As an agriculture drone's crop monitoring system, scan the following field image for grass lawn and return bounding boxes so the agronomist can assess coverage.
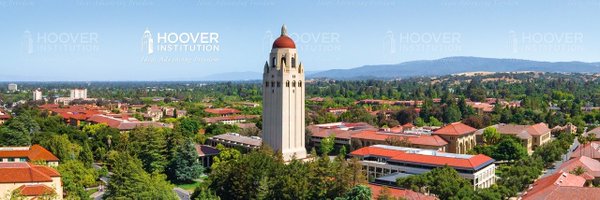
[176,181,203,192]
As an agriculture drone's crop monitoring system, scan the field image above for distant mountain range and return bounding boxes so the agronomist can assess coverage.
[199,57,600,81]
[308,57,600,80]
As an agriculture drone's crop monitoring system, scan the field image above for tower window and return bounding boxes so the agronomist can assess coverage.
[277,81,280,87]
[292,81,296,87]
[299,81,302,87]
[265,81,269,87]
[271,81,274,87]
[272,57,276,68]
[292,57,296,68]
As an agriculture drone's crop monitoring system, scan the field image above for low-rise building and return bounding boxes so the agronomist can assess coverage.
[571,141,600,161]
[0,162,63,199]
[433,122,477,154]
[195,144,220,168]
[368,183,437,200]
[203,115,258,125]
[207,133,262,152]
[87,114,172,132]
[557,156,600,183]
[204,108,240,117]
[308,122,376,147]
[520,171,600,200]
[350,145,496,189]
[0,145,60,166]
[352,129,448,152]
[0,109,10,124]
[476,123,552,152]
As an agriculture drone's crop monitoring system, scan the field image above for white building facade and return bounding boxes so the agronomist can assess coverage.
[262,25,307,161]
[33,89,43,101]
[70,88,87,99]
[7,83,17,92]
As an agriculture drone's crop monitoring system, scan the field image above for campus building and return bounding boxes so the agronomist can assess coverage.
[350,145,496,189]
[432,122,477,154]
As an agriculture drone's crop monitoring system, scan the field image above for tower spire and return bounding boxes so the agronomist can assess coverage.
[281,24,287,36]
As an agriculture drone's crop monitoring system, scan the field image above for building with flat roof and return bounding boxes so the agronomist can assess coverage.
[7,83,17,92]
[0,162,63,199]
[350,145,496,189]
[70,88,87,99]
[207,133,262,152]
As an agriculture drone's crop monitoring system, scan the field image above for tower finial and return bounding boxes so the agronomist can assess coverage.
[281,24,287,36]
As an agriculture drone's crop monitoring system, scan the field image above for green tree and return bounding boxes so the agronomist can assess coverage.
[41,134,82,161]
[125,127,168,173]
[482,127,501,145]
[493,137,528,161]
[339,185,371,200]
[104,152,177,200]
[166,140,204,183]
[58,160,98,199]
[320,134,336,155]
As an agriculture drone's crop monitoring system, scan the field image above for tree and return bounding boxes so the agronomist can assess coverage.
[482,127,501,145]
[570,166,587,176]
[428,116,443,127]
[397,166,472,199]
[414,117,426,127]
[444,104,462,123]
[339,185,371,200]
[104,152,177,200]
[385,136,412,147]
[320,134,336,155]
[58,160,98,199]
[41,134,82,161]
[0,127,30,146]
[493,137,528,161]
[211,144,241,169]
[166,140,204,183]
[125,127,168,173]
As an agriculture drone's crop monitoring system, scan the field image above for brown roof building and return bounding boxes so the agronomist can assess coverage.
[521,171,600,200]
[0,145,59,166]
[433,122,477,154]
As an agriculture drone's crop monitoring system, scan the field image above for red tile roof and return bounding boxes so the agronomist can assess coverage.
[571,141,600,160]
[368,184,437,200]
[521,171,591,200]
[558,156,600,180]
[204,108,240,115]
[350,145,493,170]
[0,162,60,183]
[308,122,376,140]
[203,115,258,124]
[433,122,476,136]
[15,184,56,196]
[0,145,59,162]
[87,114,171,130]
[351,130,448,147]
[526,123,552,136]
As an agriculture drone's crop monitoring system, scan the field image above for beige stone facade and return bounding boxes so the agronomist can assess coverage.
[262,25,307,161]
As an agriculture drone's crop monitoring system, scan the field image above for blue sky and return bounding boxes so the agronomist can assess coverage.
[0,0,599,81]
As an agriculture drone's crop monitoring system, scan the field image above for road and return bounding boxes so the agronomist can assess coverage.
[174,188,191,200]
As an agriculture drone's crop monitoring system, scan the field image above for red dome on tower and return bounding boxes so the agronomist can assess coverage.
[272,24,296,49]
